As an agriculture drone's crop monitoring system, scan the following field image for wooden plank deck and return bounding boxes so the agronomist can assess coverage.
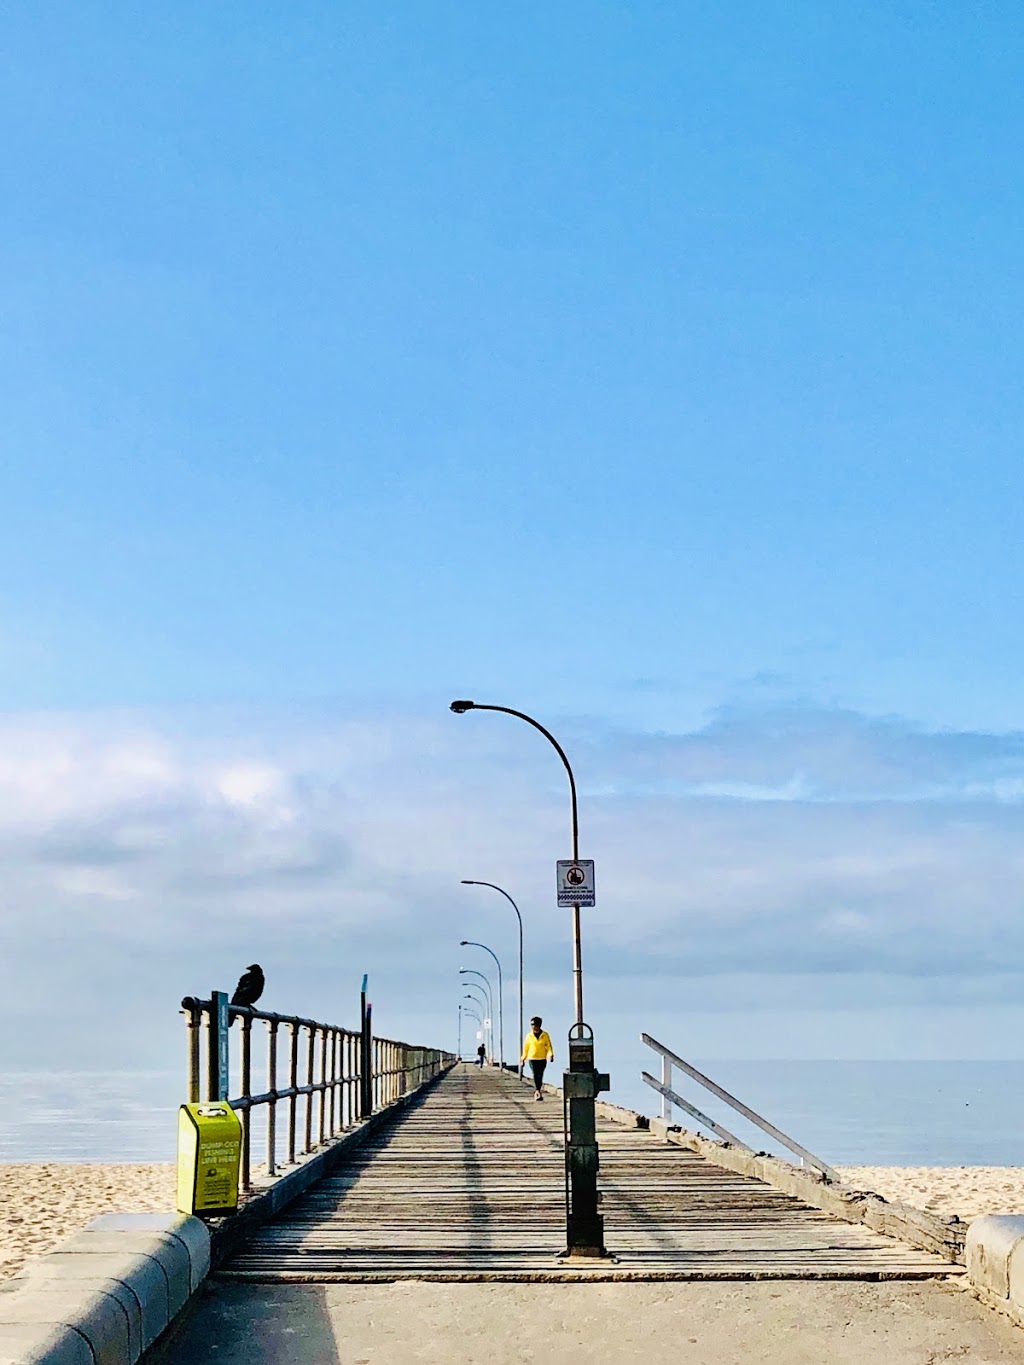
[221,1065,961,1282]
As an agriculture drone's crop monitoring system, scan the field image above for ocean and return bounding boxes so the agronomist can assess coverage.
[1,1061,1021,1166]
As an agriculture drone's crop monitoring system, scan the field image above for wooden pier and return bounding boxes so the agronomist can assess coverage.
[220,1065,959,1282]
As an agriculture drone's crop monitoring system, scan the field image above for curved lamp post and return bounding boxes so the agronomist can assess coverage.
[461,939,504,1071]
[451,700,583,1024]
[462,983,489,1019]
[462,880,524,1078]
[461,1000,484,1058]
[461,984,491,1056]
[459,968,493,1028]
[451,697,607,1259]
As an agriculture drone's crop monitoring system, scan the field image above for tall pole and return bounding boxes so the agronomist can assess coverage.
[450,698,607,1259]
[462,940,504,1071]
[460,972,493,1058]
[462,881,524,1079]
[458,1004,463,1060]
[462,987,491,1059]
[451,702,582,1024]
[459,968,493,1028]
[462,1005,483,1053]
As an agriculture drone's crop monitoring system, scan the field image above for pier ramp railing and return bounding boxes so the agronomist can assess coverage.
[641,1031,837,1181]
[181,990,452,1195]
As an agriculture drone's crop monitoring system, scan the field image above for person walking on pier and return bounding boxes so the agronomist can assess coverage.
[521,1016,554,1101]
[476,1042,486,1067]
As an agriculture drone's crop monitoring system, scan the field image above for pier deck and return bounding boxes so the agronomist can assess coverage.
[220,1065,957,1282]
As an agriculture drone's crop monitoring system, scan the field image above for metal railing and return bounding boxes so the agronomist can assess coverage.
[641,1033,836,1181]
[181,991,453,1194]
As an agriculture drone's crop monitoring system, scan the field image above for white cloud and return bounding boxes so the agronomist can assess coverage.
[2,700,1024,1067]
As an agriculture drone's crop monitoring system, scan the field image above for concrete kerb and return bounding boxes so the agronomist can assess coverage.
[0,1065,455,1364]
[0,1210,208,1365]
[963,1215,1024,1329]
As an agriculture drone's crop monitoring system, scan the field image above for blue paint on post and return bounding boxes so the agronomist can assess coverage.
[214,991,230,1101]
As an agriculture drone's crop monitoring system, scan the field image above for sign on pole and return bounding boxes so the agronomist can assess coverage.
[557,859,595,907]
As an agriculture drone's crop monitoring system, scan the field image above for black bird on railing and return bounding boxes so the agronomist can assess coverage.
[229,963,265,1025]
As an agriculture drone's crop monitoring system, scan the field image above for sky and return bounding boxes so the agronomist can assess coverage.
[3,4,1024,1086]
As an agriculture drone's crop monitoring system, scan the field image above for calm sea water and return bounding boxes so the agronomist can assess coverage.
[1,1062,1022,1165]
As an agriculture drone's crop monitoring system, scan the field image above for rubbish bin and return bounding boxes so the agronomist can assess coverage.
[176,1102,243,1218]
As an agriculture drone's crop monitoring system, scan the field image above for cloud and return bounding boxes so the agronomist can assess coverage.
[580,704,1024,801]
[1,700,1024,1065]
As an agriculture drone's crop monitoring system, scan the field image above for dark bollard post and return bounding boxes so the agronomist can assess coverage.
[359,975,373,1120]
[207,990,230,1102]
[562,1022,610,1258]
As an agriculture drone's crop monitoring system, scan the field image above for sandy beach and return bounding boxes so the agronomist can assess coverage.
[0,1163,175,1280]
[836,1166,1024,1223]
[4,1163,1024,1284]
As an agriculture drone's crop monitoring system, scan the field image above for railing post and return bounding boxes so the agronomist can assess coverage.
[207,990,230,1102]
[288,1021,299,1164]
[304,1024,316,1154]
[182,998,201,1103]
[267,1020,279,1177]
[661,1052,672,1121]
[360,1002,373,1119]
[240,1013,253,1192]
[328,1029,337,1137]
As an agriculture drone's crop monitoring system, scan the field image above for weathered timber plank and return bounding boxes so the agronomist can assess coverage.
[219,1066,959,1282]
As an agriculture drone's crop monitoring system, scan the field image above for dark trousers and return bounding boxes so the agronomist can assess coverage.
[530,1059,547,1090]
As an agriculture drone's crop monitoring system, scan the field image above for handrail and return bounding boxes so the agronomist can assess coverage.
[641,1033,837,1181]
[181,994,453,1195]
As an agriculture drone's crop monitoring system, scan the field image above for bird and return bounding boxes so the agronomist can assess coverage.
[229,963,265,1025]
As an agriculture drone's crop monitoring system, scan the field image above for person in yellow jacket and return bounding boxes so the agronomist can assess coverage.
[521,1016,554,1101]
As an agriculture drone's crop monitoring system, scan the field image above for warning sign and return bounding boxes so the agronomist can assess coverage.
[557,859,595,907]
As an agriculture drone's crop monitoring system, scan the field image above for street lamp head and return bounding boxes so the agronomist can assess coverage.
[450,699,475,714]
[460,939,469,946]
[460,879,475,885]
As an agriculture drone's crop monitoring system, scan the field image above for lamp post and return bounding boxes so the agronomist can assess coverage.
[450,698,608,1259]
[462,880,524,1078]
[462,1003,484,1061]
[459,968,493,1030]
[461,939,504,1071]
[457,1004,463,1060]
[460,973,493,1056]
[461,985,491,1059]
[462,980,489,1013]
[451,701,583,1023]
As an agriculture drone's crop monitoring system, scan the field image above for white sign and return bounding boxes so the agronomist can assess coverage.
[557,859,595,907]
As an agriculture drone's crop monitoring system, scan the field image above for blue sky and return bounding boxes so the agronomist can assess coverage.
[3,5,1024,1078]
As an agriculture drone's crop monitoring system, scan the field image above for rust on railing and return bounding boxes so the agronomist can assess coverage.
[180,994,453,1194]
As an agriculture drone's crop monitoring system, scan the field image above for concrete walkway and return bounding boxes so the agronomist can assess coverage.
[153,1279,1024,1363]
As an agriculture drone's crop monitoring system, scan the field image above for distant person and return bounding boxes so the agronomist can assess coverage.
[476,1043,486,1067]
[521,1016,554,1101]
[229,963,265,1025]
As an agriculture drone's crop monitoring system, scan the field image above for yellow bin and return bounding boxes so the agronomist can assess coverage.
[176,1102,243,1218]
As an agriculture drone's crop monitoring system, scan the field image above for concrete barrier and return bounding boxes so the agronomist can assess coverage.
[965,1215,1024,1327]
[0,1213,210,1365]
